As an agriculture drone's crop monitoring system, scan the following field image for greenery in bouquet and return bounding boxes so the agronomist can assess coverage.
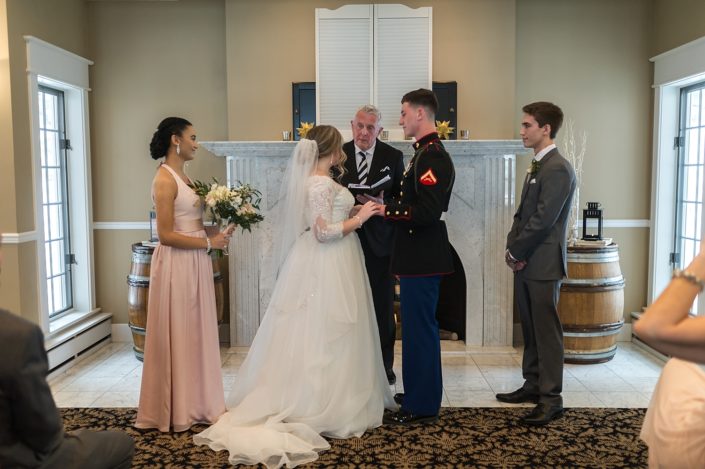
[190,178,264,232]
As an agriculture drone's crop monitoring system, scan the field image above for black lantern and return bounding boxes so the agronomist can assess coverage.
[582,202,603,240]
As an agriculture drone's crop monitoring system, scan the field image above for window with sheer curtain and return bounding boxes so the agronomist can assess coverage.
[315,4,432,139]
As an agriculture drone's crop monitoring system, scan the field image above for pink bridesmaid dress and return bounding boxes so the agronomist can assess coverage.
[135,164,225,432]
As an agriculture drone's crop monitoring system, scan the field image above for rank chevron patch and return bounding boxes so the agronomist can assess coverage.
[419,168,438,186]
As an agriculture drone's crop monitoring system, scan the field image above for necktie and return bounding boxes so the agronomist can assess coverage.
[358,151,368,184]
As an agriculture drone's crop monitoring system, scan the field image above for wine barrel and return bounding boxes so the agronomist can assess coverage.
[127,243,224,361]
[557,243,625,364]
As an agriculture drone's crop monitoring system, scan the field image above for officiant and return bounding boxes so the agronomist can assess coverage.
[337,104,404,385]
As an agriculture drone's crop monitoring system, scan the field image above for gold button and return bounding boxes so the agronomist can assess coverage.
[400,191,404,196]
[386,211,390,215]
[404,211,408,215]
[409,229,413,234]
[395,211,399,215]
[400,181,404,186]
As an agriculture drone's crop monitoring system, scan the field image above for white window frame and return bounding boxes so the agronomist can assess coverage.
[25,36,97,334]
[650,35,705,313]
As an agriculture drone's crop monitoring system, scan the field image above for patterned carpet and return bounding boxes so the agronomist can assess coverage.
[60,407,647,468]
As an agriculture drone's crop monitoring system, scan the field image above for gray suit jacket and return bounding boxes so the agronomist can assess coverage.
[0,309,65,467]
[0,310,134,469]
[506,148,576,281]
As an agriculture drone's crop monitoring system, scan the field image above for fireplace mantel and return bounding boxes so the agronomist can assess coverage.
[201,139,528,351]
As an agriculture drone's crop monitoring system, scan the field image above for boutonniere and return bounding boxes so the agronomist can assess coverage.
[527,159,541,177]
[380,166,390,172]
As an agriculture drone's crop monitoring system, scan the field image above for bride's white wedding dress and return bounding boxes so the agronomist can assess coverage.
[194,175,395,468]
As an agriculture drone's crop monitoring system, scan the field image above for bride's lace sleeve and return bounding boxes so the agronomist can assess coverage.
[308,178,344,243]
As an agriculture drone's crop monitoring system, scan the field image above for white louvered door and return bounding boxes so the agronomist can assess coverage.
[315,4,432,139]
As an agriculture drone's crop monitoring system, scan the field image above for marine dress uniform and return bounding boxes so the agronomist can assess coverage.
[384,131,455,418]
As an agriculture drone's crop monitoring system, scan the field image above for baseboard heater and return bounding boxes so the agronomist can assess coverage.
[45,312,113,373]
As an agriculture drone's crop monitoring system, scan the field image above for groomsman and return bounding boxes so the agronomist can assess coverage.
[499,101,576,425]
[339,105,404,385]
[382,89,455,425]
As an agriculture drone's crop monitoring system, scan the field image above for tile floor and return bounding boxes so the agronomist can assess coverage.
[49,340,664,409]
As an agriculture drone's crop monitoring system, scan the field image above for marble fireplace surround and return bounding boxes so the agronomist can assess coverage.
[200,140,528,351]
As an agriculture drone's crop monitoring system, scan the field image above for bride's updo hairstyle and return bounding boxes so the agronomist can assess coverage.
[304,125,347,178]
[150,117,192,160]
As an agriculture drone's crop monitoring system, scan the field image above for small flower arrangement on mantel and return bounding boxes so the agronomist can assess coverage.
[435,120,454,140]
[297,122,314,139]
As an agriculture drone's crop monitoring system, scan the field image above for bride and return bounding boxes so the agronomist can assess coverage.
[194,125,396,468]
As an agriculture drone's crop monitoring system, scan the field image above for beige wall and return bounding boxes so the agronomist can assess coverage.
[652,0,705,55]
[87,0,227,323]
[0,0,16,235]
[0,0,19,313]
[226,0,516,140]
[0,0,88,321]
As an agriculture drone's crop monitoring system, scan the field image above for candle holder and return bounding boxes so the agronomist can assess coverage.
[582,202,603,240]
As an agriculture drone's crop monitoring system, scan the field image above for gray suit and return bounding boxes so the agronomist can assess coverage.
[0,309,134,469]
[506,148,576,406]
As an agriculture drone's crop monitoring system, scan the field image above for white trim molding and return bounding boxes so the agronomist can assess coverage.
[90,217,649,231]
[25,36,96,334]
[1,231,39,244]
[24,36,93,89]
[93,222,150,230]
[578,219,650,229]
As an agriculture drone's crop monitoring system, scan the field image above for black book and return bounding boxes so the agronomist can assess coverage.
[346,174,391,196]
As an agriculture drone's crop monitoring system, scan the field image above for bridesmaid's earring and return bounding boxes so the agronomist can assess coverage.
[176,143,180,156]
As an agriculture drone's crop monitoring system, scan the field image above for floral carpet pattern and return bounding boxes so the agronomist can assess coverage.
[60,407,647,468]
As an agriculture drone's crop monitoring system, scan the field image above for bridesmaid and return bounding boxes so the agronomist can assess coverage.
[135,117,233,432]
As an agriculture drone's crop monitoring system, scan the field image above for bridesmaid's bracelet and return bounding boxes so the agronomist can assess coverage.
[206,237,212,254]
[353,215,363,229]
[672,269,705,292]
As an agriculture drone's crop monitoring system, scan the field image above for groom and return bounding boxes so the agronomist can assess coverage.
[340,105,404,385]
[382,89,455,425]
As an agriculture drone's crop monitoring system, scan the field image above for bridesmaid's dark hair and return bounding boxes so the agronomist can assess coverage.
[149,117,192,160]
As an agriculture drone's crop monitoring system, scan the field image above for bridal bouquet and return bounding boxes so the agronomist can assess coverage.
[190,179,264,232]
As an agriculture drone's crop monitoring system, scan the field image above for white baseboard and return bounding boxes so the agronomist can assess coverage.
[47,338,112,380]
[45,312,113,372]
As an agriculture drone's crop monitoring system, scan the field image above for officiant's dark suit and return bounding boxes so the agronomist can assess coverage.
[340,134,404,382]
[500,101,576,426]
[0,308,134,468]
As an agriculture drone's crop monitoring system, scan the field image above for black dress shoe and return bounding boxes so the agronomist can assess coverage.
[386,369,396,385]
[521,402,564,426]
[393,393,404,406]
[383,409,438,426]
[495,387,540,404]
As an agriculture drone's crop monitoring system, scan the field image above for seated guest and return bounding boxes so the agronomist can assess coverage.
[0,240,134,468]
[635,242,705,468]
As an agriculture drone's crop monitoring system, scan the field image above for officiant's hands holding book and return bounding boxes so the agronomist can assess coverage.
[356,190,385,205]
